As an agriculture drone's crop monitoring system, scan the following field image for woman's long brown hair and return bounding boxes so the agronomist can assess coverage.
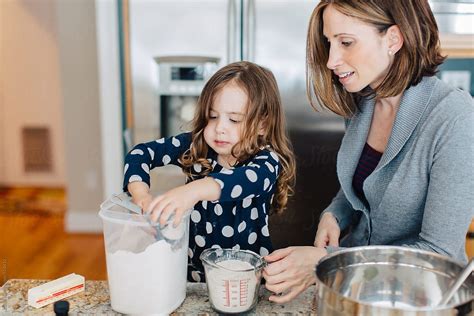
[306,0,446,117]
[181,61,296,214]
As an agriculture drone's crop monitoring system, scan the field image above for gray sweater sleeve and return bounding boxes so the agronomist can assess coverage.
[398,110,474,258]
[321,189,354,230]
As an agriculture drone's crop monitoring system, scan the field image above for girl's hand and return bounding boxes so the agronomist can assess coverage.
[263,246,328,303]
[147,184,199,227]
[314,212,340,248]
[147,177,221,227]
[127,182,153,212]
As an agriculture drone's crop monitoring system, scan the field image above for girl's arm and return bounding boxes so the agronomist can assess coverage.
[208,149,280,202]
[147,177,221,226]
[123,133,191,210]
[123,133,191,192]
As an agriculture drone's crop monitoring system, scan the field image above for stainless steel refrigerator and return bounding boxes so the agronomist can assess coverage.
[126,0,345,249]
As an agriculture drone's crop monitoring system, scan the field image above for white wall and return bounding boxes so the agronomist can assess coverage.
[0,0,65,186]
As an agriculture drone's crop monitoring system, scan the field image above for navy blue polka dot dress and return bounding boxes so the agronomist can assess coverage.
[123,132,279,282]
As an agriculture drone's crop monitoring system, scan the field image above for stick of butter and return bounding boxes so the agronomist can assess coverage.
[28,273,85,308]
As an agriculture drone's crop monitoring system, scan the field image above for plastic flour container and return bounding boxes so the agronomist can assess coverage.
[99,192,190,315]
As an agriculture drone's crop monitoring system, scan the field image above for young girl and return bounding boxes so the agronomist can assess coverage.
[123,61,296,282]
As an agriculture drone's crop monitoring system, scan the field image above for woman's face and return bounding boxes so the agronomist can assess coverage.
[323,5,391,92]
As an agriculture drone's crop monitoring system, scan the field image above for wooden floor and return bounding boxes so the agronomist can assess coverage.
[0,213,106,286]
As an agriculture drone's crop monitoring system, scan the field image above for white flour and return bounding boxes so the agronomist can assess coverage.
[206,259,259,313]
[106,240,187,315]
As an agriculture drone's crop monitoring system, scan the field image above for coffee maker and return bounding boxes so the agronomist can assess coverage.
[154,56,219,138]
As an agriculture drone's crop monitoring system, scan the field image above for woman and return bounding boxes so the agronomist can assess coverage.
[263,0,474,303]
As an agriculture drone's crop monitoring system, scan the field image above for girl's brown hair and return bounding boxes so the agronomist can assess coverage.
[307,0,446,117]
[181,61,296,214]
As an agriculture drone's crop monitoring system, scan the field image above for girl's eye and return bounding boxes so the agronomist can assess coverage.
[209,115,217,119]
[230,119,241,123]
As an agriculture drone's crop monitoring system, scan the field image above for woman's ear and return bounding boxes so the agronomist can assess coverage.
[387,25,404,56]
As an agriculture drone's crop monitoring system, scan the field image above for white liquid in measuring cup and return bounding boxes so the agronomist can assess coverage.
[206,259,259,313]
[106,240,187,314]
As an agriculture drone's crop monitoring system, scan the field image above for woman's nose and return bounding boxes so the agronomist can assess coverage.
[326,45,342,70]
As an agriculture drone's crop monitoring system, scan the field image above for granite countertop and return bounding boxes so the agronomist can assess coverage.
[1,279,318,315]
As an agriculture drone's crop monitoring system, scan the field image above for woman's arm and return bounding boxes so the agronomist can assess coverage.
[399,112,474,259]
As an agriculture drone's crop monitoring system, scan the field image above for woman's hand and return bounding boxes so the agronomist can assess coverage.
[314,212,340,247]
[263,246,328,303]
[148,177,221,227]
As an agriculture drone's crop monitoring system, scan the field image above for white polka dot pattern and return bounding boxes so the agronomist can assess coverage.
[147,147,155,161]
[202,201,208,208]
[162,155,171,165]
[129,175,142,183]
[248,232,257,244]
[188,248,194,258]
[130,149,144,155]
[250,208,258,220]
[222,226,234,237]
[172,137,180,147]
[193,163,202,173]
[123,163,129,174]
[232,244,240,250]
[214,204,223,216]
[195,235,205,247]
[206,222,213,234]
[191,271,201,282]
[156,138,165,144]
[238,221,246,233]
[263,178,270,191]
[141,163,150,174]
[261,225,269,236]
[265,161,275,173]
[191,210,201,223]
[232,206,236,215]
[260,247,269,256]
[230,185,242,198]
[242,198,252,208]
[245,169,258,182]
[211,244,221,249]
[220,168,234,175]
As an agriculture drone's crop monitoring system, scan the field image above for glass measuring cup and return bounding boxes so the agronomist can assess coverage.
[200,248,267,314]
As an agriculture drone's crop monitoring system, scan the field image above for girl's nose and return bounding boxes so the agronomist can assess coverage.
[326,45,343,70]
[215,119,226,134]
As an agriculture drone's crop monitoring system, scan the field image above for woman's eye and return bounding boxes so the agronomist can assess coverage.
[230,119,241,123]
[209,115,217,119]
[341,41,352,47]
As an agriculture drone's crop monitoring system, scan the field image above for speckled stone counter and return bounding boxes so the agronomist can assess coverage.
[1,279,317,315]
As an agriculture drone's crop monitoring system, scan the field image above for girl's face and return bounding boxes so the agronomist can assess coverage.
[204,82,248,168]
[323,5,391,92]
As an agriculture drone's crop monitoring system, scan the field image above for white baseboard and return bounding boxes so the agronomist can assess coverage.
[65,210,103,233]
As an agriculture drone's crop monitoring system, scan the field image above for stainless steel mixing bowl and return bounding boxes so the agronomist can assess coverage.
[315,246,474,315]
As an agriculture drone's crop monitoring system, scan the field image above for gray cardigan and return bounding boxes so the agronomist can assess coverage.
[323,76,474,263]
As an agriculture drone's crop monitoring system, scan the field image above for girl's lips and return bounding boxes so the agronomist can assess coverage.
[215,140,229,146]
